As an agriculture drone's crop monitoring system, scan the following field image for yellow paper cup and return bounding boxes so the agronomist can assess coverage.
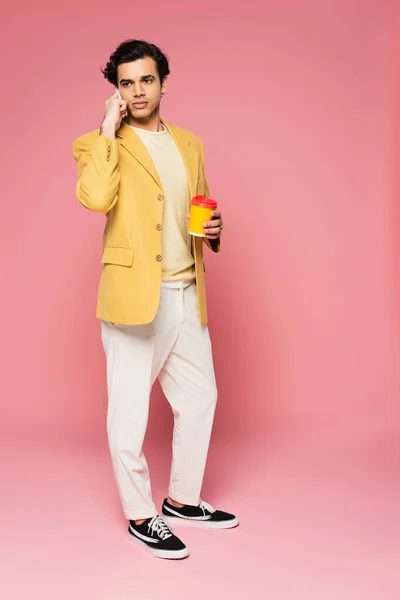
[188,195,218,237]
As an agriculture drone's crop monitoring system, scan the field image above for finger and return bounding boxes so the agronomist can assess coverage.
[203,221,220,229]
[185,213,190,220]
[211,210,221,218]
[203,220,221,229]
[205,227,222,236]
[205,234,220,240]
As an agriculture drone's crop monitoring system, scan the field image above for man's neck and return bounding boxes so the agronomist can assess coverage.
[125,113,163,133]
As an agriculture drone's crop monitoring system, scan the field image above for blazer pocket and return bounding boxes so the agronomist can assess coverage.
[101,246,134,267]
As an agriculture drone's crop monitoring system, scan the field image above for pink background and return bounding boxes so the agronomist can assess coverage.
[1,1,399,599]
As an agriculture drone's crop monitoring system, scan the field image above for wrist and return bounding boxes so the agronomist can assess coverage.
[100,120,116,139]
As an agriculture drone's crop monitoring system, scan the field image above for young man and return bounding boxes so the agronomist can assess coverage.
[72,40,238,560]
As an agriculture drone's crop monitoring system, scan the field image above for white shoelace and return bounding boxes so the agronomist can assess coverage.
[199,500,215,515]
[148,516,172,540]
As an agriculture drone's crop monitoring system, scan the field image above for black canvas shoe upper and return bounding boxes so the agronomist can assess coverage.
[162,499,238,525]
[128,516,187,552]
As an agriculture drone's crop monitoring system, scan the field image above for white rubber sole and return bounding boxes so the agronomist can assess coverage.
[163,515,240,529]
[128,531,189,559]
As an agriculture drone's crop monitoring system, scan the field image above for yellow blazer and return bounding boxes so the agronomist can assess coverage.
[72,120,220,326]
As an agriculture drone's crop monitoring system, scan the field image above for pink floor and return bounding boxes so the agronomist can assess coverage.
[2,438,399,600]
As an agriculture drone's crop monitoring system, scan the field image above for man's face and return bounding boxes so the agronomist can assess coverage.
[117,57,167,122]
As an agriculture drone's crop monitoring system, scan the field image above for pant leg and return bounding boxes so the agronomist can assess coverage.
[158,283,218,506]
[100,287,181,521]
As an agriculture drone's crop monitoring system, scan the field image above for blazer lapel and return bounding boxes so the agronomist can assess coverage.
[116,119,199,198]
[162,121,199,200]
[116,120,162,189]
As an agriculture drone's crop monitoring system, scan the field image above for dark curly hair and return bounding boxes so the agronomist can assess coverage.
[102,39,170,86]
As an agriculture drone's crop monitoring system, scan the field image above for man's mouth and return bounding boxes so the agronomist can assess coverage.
[132,101,148,109]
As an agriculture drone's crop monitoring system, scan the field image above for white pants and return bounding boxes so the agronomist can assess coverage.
[100,282,218,521]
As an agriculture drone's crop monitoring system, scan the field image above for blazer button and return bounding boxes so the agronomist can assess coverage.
[157,194,164,201]
[156,255,162,262]
[156,224,162,231]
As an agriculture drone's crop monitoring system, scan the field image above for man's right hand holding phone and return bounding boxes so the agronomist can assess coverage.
[100,89,127,138]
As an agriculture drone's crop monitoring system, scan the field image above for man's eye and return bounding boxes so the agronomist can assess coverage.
[144,79,152,83]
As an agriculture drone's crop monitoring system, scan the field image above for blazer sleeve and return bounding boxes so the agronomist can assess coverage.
[199,138,221,254]
[72,134,120,213]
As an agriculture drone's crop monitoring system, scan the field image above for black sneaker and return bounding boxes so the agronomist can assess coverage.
[162,499,239,529]
[128,516,189,559]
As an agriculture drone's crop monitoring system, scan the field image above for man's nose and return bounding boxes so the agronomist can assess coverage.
[133,83,145,97]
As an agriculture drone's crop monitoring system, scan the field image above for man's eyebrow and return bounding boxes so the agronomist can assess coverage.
[119,75,156,84]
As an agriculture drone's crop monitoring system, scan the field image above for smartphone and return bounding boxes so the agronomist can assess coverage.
[115,87,121,99]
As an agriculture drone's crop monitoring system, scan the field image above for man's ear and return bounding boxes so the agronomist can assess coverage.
[161,76,168,96]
